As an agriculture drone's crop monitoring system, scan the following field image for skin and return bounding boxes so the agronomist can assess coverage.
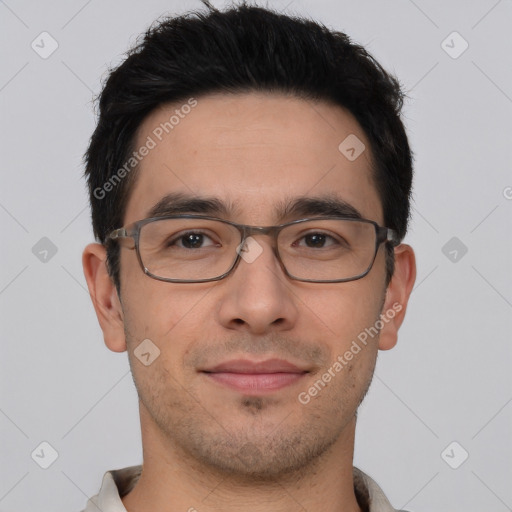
[83,92,416,512]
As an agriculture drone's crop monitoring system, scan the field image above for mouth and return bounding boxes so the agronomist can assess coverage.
[200,358,309,395]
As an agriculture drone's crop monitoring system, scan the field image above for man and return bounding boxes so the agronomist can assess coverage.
[81,2,416,511]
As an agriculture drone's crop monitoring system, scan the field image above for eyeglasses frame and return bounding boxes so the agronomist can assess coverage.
[108,214,401,284]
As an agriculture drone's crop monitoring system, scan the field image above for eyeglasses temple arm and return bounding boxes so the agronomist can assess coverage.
[109,228,129,240]
[386,228,401,246]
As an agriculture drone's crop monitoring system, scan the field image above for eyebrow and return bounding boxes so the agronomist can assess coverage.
[147,192,237,218]
[146,192,363,222]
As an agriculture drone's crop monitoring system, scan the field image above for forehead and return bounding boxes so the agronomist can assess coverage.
[124,92,382,225]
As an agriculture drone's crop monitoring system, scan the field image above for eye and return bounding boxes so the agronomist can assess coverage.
[168,231,219,249]
[294,232,342,249]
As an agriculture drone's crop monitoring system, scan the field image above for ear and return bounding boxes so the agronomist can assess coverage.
[378,243,416,351]
[82,243,127,353]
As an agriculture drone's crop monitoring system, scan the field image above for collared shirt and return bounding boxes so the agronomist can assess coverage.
[81,465,409,512]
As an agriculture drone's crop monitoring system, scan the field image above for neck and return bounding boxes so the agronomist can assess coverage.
[122,403,362,512]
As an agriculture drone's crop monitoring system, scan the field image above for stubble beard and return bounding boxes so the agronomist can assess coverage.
[131,353,377,485]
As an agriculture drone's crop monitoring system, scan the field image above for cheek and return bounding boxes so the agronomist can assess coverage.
[297,281,384,339]
[120,277,215,377]
[119,250,199,336]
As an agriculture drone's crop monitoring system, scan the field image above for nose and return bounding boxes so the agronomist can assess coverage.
[216,236,299,335]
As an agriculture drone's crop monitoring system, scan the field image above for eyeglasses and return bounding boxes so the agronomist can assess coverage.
[108,215,400,283]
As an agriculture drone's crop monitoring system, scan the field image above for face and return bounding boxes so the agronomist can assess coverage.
[87,92,414,481]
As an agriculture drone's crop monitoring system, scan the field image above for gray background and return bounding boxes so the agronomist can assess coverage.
[1,0,511,511]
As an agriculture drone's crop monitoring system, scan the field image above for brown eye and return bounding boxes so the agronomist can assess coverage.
[166,231,218,249]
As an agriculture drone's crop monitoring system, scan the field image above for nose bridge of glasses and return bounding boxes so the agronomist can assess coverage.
[242,224,279,237]
[233,225,284,270]
[239,225,282,252]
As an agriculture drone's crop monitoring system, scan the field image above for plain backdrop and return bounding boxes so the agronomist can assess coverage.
[1,1,511,511]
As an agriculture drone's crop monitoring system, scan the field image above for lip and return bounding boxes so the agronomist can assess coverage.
[205,358,306,374]
[201,358,309,395]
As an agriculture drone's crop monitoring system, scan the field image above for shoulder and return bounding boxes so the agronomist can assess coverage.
[353,466,412,512]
